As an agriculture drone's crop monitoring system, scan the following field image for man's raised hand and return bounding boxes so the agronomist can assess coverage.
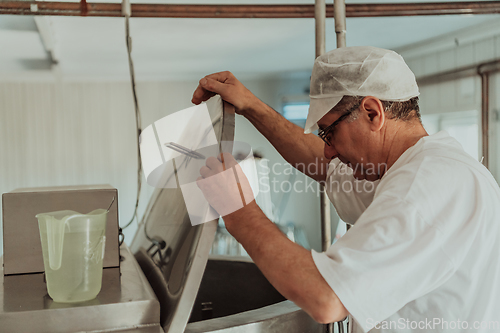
[191,71,259,116]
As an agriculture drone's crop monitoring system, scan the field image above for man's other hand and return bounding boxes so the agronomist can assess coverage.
[196,152,255,217]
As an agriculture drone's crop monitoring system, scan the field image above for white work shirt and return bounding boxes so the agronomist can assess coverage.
[312,131,500,333]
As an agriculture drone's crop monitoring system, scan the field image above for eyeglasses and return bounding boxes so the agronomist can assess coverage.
[318,103,359,146]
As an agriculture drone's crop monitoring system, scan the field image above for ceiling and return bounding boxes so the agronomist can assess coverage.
[0,0,499,81]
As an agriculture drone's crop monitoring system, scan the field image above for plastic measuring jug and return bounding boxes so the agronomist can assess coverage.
[36,209,107,303]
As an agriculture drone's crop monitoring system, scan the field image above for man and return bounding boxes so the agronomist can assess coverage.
[192,46,500,332]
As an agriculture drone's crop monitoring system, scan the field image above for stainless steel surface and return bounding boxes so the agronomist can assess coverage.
[2,1,500,18]
[0,244,161,333]
[133,221,218,333]
[110,327,165,333]
[185,301,322,333]
[185,256,322,332]
[334,0,347,48]
[130,99,235,333]
[2,184,120,275]
[188,256,286,323]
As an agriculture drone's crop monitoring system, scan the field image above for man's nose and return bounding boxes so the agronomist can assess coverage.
[324,142,338,160]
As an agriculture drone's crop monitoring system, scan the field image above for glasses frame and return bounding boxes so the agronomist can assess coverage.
[318,103,360,146]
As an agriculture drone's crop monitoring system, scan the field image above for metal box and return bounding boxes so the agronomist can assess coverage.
[2,184,120,275]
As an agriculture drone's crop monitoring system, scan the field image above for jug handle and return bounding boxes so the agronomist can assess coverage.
[106,196,116,212]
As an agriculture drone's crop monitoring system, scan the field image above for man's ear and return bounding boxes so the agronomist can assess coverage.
[360,96,385,131]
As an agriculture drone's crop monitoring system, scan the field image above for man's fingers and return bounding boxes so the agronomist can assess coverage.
[200,154,238,179]
[218,152,237,169]
[192,84,215,105]
[206,156,221,170]
[202,77,230,97]
[192,71,235,105]
[191,71,259,116]
[199,166,212,179]
[203,71,233,83]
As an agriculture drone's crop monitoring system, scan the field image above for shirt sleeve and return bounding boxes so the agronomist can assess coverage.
[325,159,379,224]
[312,193,456,332]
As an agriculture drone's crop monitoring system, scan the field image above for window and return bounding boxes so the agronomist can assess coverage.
[421,110,480,160]
[282,102,309,128]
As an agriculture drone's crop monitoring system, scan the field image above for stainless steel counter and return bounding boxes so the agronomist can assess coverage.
[0,245,163,333]
[186,301,322,333]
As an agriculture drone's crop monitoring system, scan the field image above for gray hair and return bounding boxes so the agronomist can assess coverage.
[332,96,421,123]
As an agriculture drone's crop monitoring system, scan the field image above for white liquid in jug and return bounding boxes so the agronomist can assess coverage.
[40,229,105,303]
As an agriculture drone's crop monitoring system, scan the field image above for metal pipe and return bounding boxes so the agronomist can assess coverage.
[2,1,500,18]
[325,4,348,331]
[315,0,326,59]
[346,2,500,17]
[320,191,332,252]
[80,0,87,16]
[333,0,349,236]
[315,0,331,253]
[417,66,477,86]
[417,60,500,86]
[478,60,500,167]
[417,59,500,170]
[334,0,347,48]
[479,71,490,168]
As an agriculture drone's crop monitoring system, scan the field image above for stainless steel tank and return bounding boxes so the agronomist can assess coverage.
[129,96,323,333]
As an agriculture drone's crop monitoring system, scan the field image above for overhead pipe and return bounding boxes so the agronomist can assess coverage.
[346,1,500,17]
[418,59,500,169]
[2,1,500,18]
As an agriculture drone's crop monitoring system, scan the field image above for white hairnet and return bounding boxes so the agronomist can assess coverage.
[304,46,419,134]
